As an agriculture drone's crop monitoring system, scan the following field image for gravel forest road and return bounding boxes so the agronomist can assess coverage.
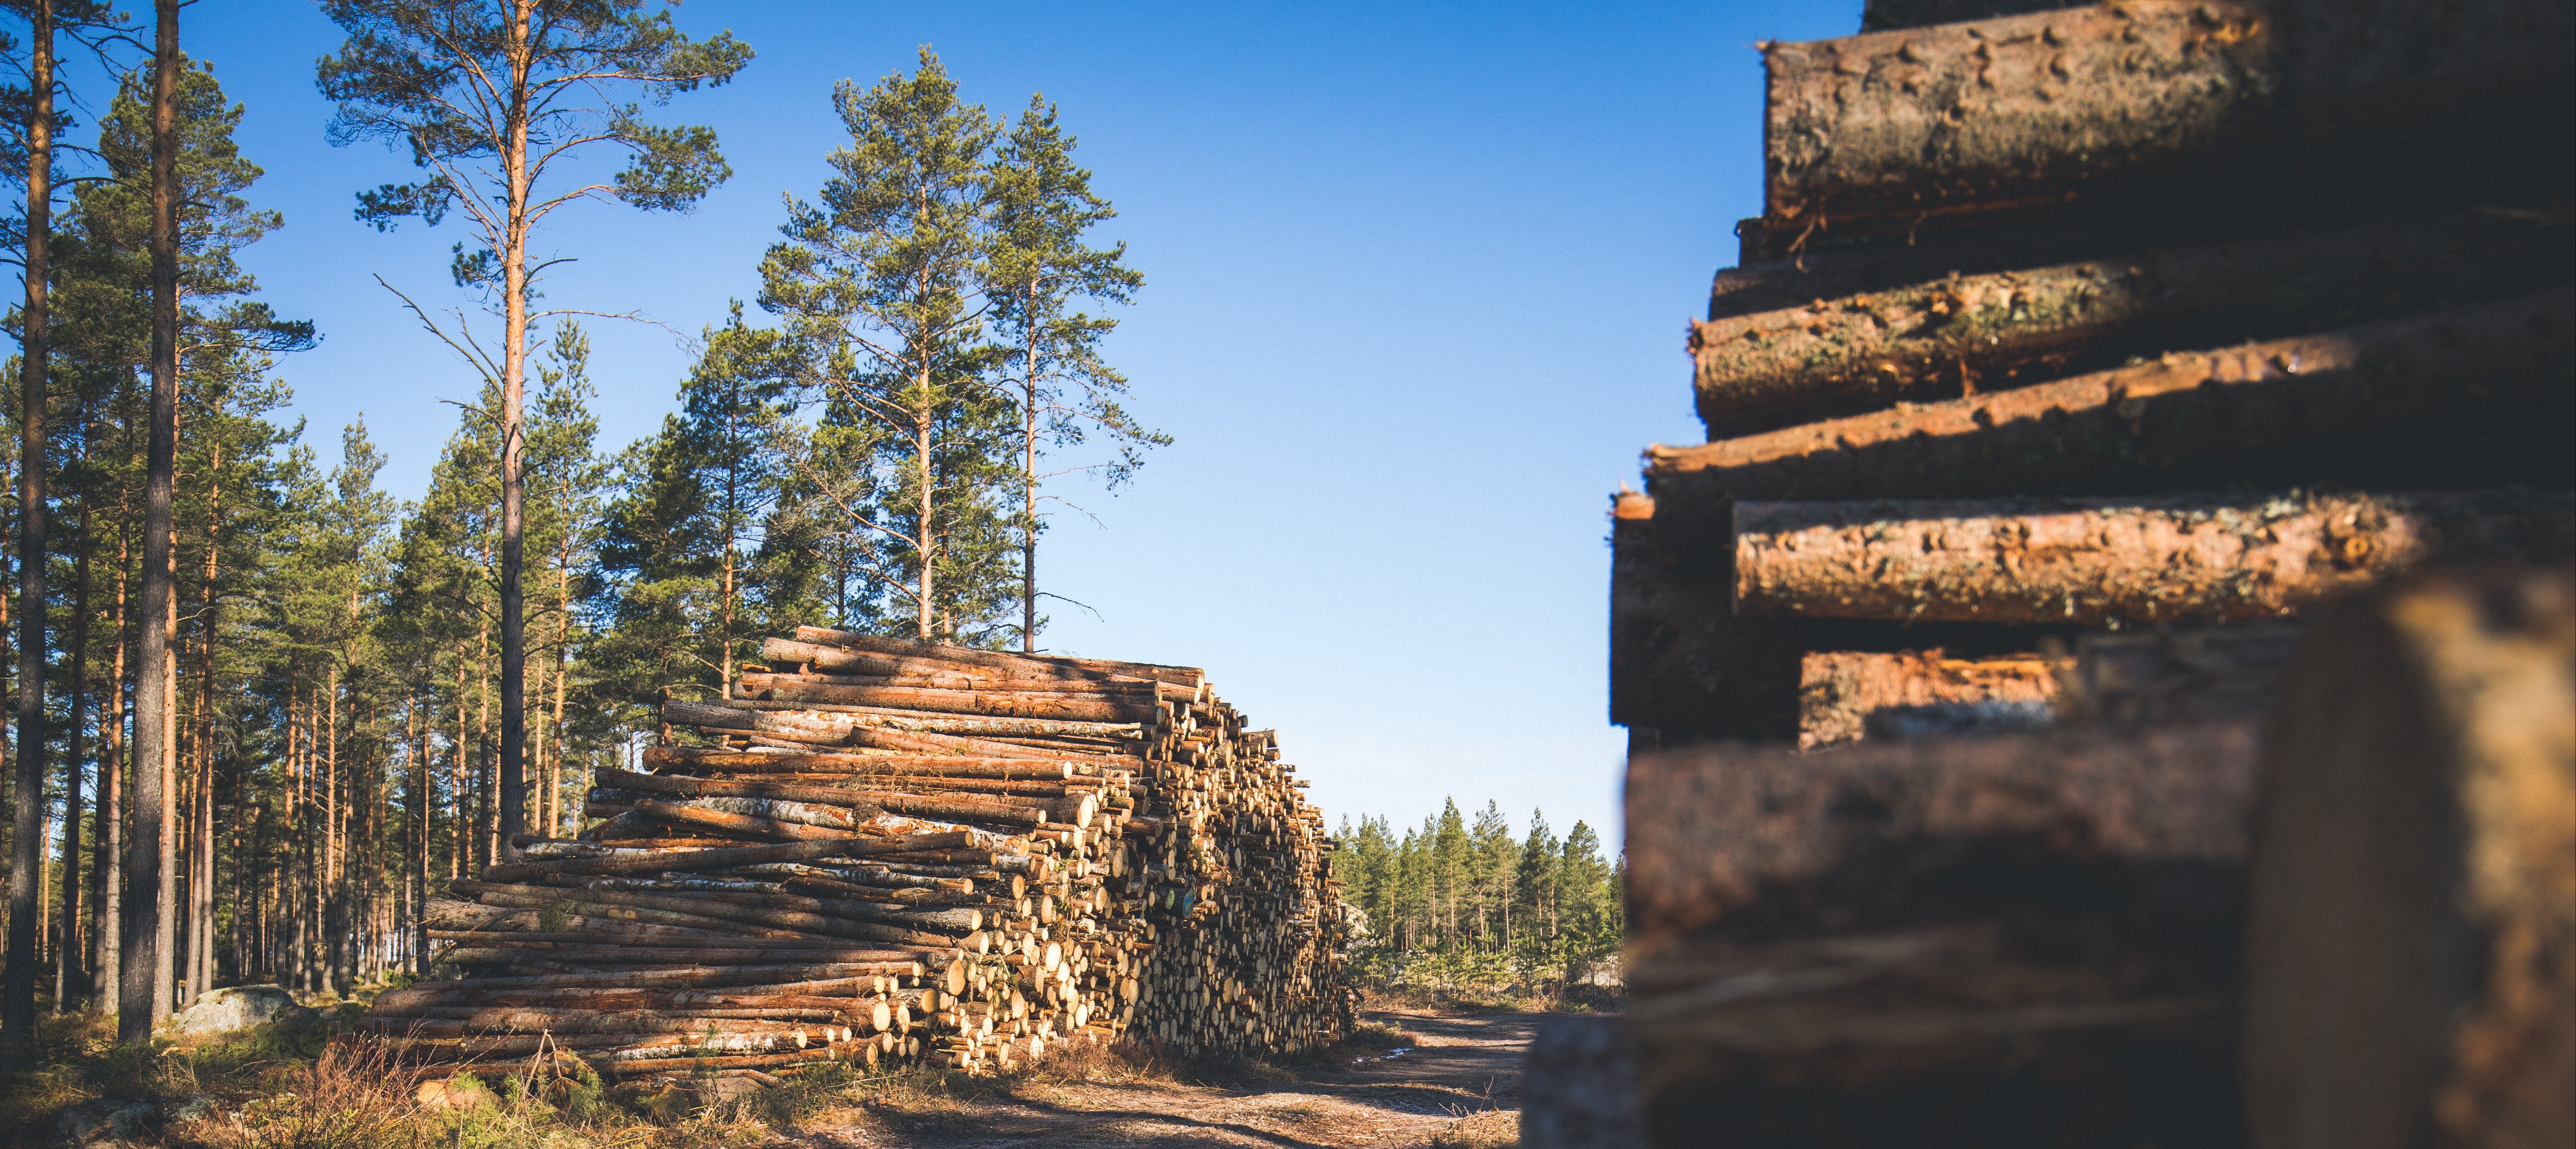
[780,1008,1536,1149]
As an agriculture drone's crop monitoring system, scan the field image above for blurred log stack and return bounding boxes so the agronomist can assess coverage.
[364,627,1356,1086]
[1573,0,2575,1143]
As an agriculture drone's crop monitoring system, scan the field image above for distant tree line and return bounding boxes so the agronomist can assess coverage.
[0,0,1156,1065]
[1334,801,1623,995]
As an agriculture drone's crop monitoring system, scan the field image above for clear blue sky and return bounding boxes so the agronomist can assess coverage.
[160,0,1857,842]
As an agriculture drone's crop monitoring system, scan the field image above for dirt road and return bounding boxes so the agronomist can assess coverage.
[782,1009,1537,1148]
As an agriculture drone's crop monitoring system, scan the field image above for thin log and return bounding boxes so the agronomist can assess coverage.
[598,768,1053,826]
[1691,212,2569,438]
[643,746,1076,779]
[1734,489,2576,625]
[737,677,1157,723]
[628,798,853,841]
[1646,290,2576,505]
[479,833,967,883]
[458,878,979,937]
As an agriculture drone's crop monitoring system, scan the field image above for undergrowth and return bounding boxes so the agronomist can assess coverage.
[0,994,1490,1146]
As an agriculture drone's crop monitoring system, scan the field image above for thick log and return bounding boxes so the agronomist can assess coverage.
[1609,490,1807,741]
[1691,212,2569,437]
[1798,650,2060,748]
[2244,564,2575,1149]
[1734,489,2576,625]
[1765,1,2280,236]
[1763,0,2574,239]
[1648,290,2576,505]
[1623,720,2260,1146]
[598,768,1057,827]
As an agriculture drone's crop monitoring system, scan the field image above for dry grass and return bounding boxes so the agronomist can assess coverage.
[1431,1107,1521,1148]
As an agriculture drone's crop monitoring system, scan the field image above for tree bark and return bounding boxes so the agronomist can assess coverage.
[122,0,179,1045]
[2244,563,2575,1149]
[1733,489,2576,625]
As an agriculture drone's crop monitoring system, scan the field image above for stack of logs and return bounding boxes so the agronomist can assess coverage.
[1572,0,2575,1144]
[364,628,1355,1085]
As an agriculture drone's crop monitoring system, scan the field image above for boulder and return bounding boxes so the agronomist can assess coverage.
[170,985,316,1035]
[57,1099,155,1148]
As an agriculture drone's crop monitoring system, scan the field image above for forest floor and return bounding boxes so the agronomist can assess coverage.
[772,1007,1537,1149]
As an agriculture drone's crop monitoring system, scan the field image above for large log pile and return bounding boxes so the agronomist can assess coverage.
[364,628,1356,1084]
[1584,0,2574,1143]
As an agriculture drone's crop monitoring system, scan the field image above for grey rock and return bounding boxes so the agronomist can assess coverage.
[57,1099,156,1147]
[170,984,317,1035]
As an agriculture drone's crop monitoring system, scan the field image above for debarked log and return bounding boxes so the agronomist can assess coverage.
[1733,489,2576,625]
[1647,289,2576,504]
[1690,212,2568,438]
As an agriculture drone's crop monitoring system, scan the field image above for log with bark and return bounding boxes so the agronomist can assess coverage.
[1762,0,2573,241]
[364,628,1356,1084]
[1623,720,2260,1146]
[1797,650,2060,748]
[1648,288,2575,507]
[1692,212,2569,437]
[2243,563,2575,1149]
[1734,489,2576,625]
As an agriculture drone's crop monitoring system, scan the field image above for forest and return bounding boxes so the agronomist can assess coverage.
[0,2,1179,1060]
[1334,802,1622,999]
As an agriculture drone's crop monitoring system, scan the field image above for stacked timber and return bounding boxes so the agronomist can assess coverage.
[363,628,1355,1086]
[1587,0,2574,1143]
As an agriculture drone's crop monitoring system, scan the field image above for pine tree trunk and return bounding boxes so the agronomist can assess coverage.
[93,503,127,1016]
[57,498,88,1010]
[4,0,53,1061]
[123,0,180,1044]
[410,693,427,972]
[494,0,534,865]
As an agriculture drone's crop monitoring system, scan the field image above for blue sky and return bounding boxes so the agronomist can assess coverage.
[155,0,1856,842]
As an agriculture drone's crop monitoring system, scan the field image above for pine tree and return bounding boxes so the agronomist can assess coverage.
[591,308,795,711]
[759,49,1017,646]
[319,0,752,859]
[985,95,1157,651]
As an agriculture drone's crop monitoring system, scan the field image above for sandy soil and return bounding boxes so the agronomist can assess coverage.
[777,1008,1538,1149]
